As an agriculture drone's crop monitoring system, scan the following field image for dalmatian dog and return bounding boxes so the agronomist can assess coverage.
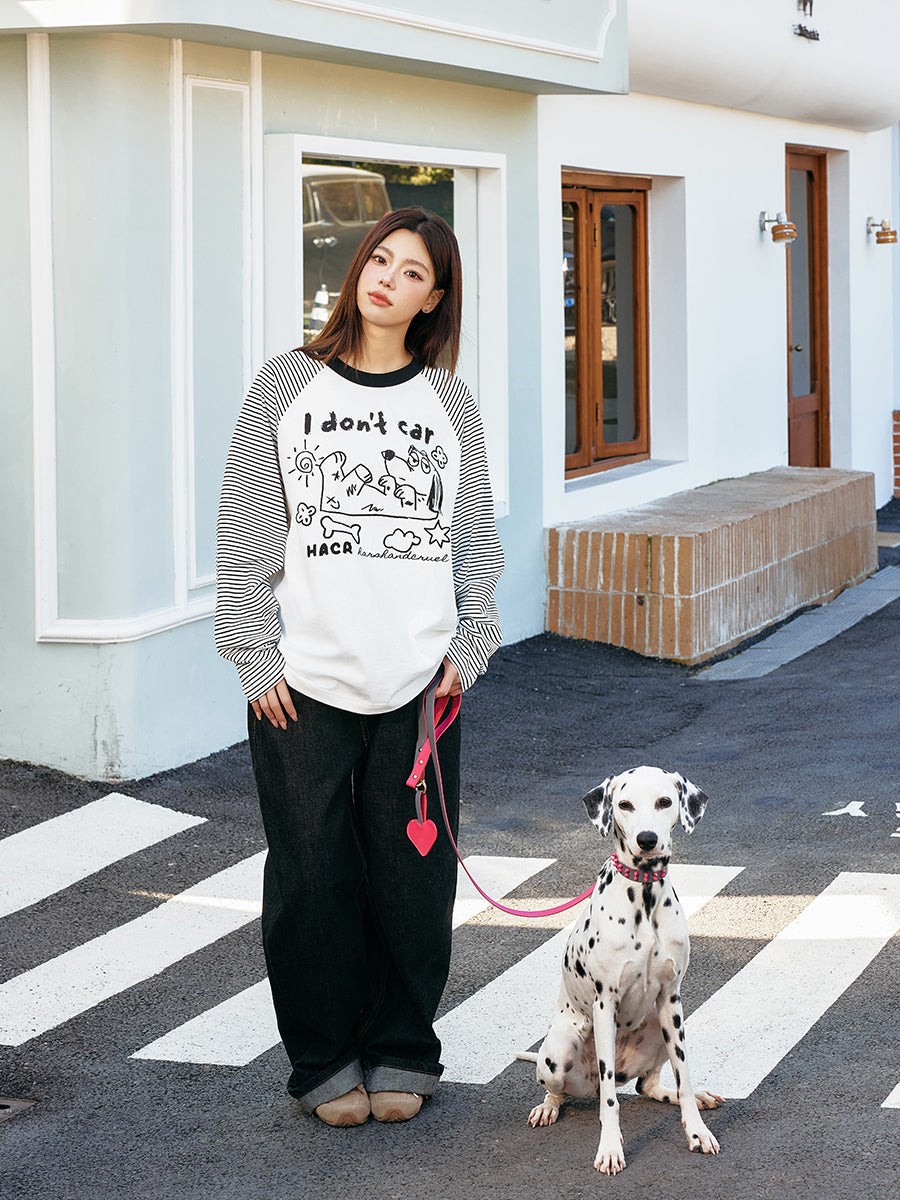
[527,766,722,1175]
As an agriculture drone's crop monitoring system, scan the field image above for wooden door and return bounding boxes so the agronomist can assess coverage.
[786,149,830,466]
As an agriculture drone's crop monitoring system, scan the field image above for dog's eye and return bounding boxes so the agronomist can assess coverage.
[618,800,635,811]
[655,797,673,809]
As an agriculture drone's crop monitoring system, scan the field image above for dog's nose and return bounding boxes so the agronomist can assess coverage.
[636,831,658,851]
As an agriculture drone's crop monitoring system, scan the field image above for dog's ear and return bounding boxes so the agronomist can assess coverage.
[582,778,614,838]
[674,774,709,833]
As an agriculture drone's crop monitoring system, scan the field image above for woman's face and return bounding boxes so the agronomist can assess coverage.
[356,228,444,336]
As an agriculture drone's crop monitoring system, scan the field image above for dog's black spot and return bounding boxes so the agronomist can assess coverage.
[673,1014,681,1028]
[545,1057,557,1072]
[678,1028,685,1041]
[662,1095,671,1104]
[662,1029,670,1043]
[595,980,603,994]
[627,886,635,903]
[663,898,672,908]
[616,1072,628,1084]
[671,994,680,1005]
[597,1000,604,1010]
[692,1132,700,1141]
[634,910,642,927]
[575,959,587,978]
[607,1098,615,1107]
[588,937,595,949]
[564,1060,574,1072]
[618,917,626,925]
[583,918,590,931]
[675,1069,681,1088]
[675,1045,685,1062]
[564,952,569,969]
[634,942,642,950]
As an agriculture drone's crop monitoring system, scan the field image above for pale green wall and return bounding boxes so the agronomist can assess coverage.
[2,32,547,779]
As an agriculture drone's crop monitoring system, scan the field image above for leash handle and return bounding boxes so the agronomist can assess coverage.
[411,673,595,920]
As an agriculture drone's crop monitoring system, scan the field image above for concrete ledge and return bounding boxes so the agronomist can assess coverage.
[546,467,877,665]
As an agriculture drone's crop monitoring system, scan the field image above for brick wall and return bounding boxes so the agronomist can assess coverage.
[546,467,877,665]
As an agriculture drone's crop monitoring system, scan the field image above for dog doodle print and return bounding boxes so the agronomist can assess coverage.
[284,404,453,563]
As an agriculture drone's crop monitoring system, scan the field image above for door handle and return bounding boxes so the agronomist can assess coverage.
[791,345,804,352]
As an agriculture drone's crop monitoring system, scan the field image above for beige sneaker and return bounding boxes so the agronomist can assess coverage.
[314,1084,370,1127]
[369,1092,424,1123]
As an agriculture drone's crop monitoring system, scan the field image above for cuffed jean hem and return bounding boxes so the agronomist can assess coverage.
[365,1066,441,1097]
[290,1059,365,1113]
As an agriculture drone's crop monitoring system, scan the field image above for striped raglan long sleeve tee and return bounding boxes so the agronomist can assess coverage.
[215,351,504,713]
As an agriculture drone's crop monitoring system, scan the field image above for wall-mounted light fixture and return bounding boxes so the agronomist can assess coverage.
[866,217,897,245]
[759,211,798,244]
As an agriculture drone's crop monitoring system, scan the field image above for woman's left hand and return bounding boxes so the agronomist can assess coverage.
[436,657,462,698]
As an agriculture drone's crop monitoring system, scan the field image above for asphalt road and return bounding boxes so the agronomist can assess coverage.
[1,539,898,1200]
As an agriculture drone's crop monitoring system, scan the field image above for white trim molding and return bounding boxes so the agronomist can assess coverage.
[27,30,58,639]
[279,0,617,63]
[8,1,619,65]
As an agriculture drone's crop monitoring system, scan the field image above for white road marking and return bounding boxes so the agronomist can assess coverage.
[0,854,266,1046]
[669,872,900,1099]
[882,1081,900,1109]
[822,801,867,818]
[0,794,205,920]
[437,863,743,1085]
[131,855,555,1066]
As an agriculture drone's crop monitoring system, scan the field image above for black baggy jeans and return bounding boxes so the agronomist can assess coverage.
[247,684,460,1111]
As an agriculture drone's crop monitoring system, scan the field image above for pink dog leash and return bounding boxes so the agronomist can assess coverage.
[406,673,595,919]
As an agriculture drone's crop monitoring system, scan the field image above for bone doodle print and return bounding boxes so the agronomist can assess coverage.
[284,403,454,563]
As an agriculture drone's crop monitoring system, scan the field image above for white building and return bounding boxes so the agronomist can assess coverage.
[2,1,898,779]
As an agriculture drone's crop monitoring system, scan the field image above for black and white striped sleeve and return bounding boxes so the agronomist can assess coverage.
[214,361,291,702]
[433,371,505,690]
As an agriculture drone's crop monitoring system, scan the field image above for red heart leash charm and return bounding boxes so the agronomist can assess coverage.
[407,789,438,856]
[407,816,438,856]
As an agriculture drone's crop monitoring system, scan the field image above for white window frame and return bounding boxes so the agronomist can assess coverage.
[264,132,509,517]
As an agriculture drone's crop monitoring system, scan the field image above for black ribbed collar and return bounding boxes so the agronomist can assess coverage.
[327,357,424,388]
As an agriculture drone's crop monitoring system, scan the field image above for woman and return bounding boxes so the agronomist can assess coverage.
[215,207,503,1126]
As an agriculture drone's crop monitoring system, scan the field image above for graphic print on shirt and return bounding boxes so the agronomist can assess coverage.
[284,410,453,562]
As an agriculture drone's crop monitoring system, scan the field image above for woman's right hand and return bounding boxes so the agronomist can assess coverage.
[251,679,298,729]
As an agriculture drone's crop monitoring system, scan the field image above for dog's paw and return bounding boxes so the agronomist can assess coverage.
[593,1141,626,1175]
[527,1100,560,1127]
[687,1124,720,1155]
[695,1090,725,1111]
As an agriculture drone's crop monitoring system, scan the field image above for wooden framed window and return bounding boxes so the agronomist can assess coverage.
[563,172,650,476]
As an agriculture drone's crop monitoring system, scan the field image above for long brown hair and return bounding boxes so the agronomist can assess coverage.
[299,207,462,372]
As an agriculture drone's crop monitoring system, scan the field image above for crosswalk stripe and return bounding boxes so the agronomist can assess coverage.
[669,871,900,1099]
[883,1082,900,1109]
[132,855,556,1066]
[0,853,266,1046]
[0,794,206,920]
[437,863,743,1085]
